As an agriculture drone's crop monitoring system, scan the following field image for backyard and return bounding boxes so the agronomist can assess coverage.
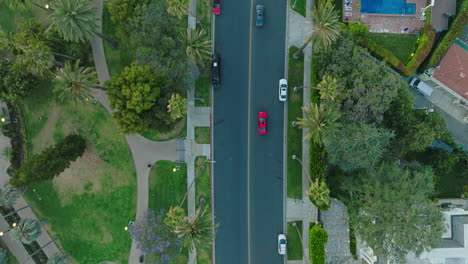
[367,33,418,63]
[21,80,137,263]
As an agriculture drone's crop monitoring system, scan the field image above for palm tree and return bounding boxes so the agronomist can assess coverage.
[306,178,331,210]
[317,75,339,102]
[0,185,20,208]
[166,0,189,19]
[47,253,69,264]
[12,40,55,78]
[167,205,217,252]
[168,93,188,120]
[296,102,341,146]
[10,218,42,245]
[294,0,342,58]
[54,59,97,103]
[182,28,212,68]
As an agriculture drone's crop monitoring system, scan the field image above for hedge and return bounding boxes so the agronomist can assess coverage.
[357,24,435,76]
[310,143,327,180]
[309,225,328,264]
[427,5,468,68]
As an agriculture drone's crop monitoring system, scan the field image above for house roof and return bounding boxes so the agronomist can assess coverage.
[431,0,457,32]
[433,43,468,100]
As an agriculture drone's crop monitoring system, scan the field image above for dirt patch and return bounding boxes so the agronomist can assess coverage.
[34,106,60,153]
[52,143,128,206]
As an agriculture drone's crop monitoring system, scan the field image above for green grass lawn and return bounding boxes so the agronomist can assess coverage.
[291,0,306,17]
[21,80,136,263]
[287,46,304,199]
[367,33,418,63]
[195,127,210,144]
[195,71,211,107]
[148,160,188,264]
[102,5,135,77]
[287,221,303,260]
[195,156,212,264]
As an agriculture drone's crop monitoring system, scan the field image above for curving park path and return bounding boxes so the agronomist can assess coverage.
[89,0,180,262]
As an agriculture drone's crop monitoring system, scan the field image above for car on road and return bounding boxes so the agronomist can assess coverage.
[211,53,221,88]
[212,0,221,15]
[256,5,264,27]
[279,79,287,101]
[258,112,267,135]
[409,77,433,97]
[278,234,286,255]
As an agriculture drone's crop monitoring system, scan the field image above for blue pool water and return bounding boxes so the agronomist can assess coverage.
[361,0,416,15]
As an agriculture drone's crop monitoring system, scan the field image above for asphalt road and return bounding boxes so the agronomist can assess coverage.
[213,0,287,263]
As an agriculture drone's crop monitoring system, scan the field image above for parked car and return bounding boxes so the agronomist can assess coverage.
[257,112,267,135]
[279,79,287,101]
[211,53,221,88]
[212,0,221,15]
[409,77,433,96]
[277,234,286,255]
[256,5,264,27]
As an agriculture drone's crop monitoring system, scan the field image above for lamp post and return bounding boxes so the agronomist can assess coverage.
[292,154,312,183]
[0,222,16,236]
[292,222,308,264]
[172,166,180,172]
[194,98,205,103]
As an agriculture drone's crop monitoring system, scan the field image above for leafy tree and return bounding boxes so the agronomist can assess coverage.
[325,123,394,171]
[47,254,69,264]
[316,34,404,123]
[348,21,369,37]
[0,58,33,104]
[182,28,211,68]
[10,218,42,245]
[11,40,55,78]
[384,89,447,156]
[48,0,98,43]
[306,179,330,210]
[309,225,327,264]
[11,134,87,186]
[0,185,20,208]
[342,162,445,263]
[167,93,187,120]
[0,0,49,11]
[296,103,341,146]
[166,0,189,19]
[129,210,182,263]
[106,64,171,134]
[54,60,97,103]
[107,0,148,26]
[295,0,342,56]
[165,206,217,252]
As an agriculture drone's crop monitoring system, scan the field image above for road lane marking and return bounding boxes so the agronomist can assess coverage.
[247,0,254,263]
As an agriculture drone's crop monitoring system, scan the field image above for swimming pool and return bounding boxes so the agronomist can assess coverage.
[361,0,416,15]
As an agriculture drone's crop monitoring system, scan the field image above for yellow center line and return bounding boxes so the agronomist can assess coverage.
[247,0,254,263]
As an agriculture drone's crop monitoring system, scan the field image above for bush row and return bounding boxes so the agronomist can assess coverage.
[309,225,328,264]
[427,6,468,68]
[356,24,435,76]
[310,143,327,180]
[10,134,87,187]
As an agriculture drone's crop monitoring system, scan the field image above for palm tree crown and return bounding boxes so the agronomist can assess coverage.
[307,178,331,210]
[167,0,189,19]
[54,59,97,103]
[317,75,339,102]
[182,28,211,68]
[48,0,98,42]
[10,218,42,245]
[310,0,342,52]
[0,185,20,208]
[296,102,341,146]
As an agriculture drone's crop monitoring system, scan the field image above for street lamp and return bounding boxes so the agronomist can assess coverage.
[293,86,317,92]
[194,98,205,103]
[0,222,17,236]
[292,222,308,264]
[292,154,312,183]
[291,121,298,127]
[172,166,180,172]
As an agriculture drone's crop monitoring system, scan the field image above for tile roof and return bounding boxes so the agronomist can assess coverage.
[433,43,468,100]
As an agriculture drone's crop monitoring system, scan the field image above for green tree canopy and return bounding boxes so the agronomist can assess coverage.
[296,103,341,146]
[106,64,171,134]
[326,123,394,171]
[342,162,445,263]
[0,58,34,104]
[10,218,42,245]
[167,93,187,120]
[306,179,331,210]
[54,59,97,103]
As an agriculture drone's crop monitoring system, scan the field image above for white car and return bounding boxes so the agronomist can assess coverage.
[278,234,287,255]
[279,79,288,101]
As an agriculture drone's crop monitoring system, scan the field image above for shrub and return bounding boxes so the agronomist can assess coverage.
[309,225,328,264]
[427,7,468,68]
[406,25,436,73]
[310,143,327,180]
[10,134,87,186]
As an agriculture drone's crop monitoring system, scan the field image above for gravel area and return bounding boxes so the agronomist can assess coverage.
[321,198,358,264]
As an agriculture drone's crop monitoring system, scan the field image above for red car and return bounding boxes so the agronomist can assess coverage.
[212,0,221,15]
[258,112,267,135]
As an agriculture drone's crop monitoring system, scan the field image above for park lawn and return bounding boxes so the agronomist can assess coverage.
[102,5,135,77]
[287,46,304,199]
[367,33,418,63]
[148,160,188,264]
[195,156,212,264]
[195,72,211,107]
[195,127,210,144]
[291,0,306,17]
[287,221,303,260]
[21,80,137,263]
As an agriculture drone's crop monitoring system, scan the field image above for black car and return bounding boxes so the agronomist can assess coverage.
[211,53,221,88]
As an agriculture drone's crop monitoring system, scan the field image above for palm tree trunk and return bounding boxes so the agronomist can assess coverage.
[3,203,36,218]
[32,2,52,12]
[294,40,311,59]
[93,85,107,90]
[94,32,119,49]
